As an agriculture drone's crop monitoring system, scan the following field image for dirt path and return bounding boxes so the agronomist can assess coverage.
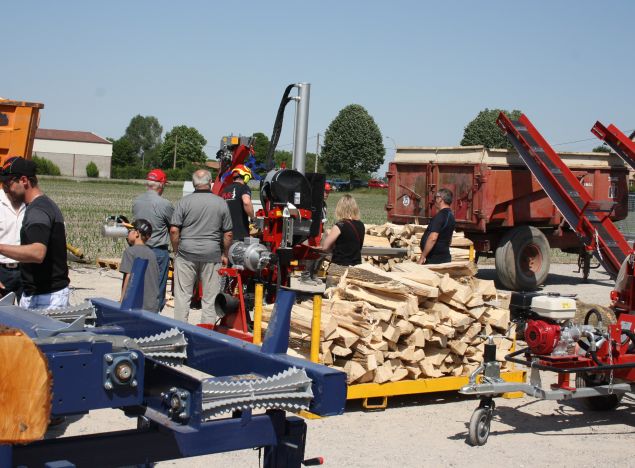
[53,263,635,467]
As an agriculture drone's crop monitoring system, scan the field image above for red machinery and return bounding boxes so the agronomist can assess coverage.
[459,113,635,446]
[203,84,325,341]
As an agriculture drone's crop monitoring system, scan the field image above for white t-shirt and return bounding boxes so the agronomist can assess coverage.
[0,190,25,264]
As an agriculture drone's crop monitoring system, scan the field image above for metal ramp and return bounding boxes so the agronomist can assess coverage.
[497,113,630,278]
[591,121,635,170]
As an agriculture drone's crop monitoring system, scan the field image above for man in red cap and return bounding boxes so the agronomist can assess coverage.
[132,168,174,310]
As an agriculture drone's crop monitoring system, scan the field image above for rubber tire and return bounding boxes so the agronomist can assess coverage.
[495,226,550,291]
[468,407,491,446]
[575,373,623,411]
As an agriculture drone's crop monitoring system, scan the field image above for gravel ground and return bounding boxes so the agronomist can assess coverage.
[46,263,635,467]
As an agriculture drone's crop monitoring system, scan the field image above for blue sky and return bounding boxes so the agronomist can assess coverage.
[4,1,635,174]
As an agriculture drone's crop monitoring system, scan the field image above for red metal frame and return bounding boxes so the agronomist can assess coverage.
[591,121,635,171]
[199,267,253,342]
[496,113,631,278]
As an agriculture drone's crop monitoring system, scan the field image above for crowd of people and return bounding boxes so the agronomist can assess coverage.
[0,156,457,324]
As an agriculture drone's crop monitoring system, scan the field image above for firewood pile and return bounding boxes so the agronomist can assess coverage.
[363,223,473,269]
[262,260,514,385]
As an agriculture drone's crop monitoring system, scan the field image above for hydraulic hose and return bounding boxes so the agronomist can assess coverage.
[265,84,296,171]
[584,308,603,327]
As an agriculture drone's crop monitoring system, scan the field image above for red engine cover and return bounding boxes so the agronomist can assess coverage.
[525,320,561,355]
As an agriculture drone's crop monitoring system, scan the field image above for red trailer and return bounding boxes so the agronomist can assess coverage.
[385,145,629,290]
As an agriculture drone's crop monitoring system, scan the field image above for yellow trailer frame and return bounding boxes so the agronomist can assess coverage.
[346,369,526,410]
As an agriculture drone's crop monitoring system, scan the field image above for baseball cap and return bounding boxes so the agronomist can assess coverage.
[0,157,37,182]
[123,218,153,238]
[146,168,168,184]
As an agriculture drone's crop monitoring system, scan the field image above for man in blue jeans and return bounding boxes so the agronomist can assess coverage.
[132,169,174,310]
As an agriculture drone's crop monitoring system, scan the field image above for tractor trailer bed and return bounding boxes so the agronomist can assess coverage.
[386,145,629,289]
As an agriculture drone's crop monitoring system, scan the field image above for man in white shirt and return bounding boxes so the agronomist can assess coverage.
[0,186,26,299]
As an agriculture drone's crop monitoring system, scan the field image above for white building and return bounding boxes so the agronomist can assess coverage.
[32,129,112,178]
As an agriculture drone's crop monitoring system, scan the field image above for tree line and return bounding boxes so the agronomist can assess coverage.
[112,106,581,183]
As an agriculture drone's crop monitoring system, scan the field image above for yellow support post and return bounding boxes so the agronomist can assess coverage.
[253,283,264,345]
[469,244,475,262]
[310,294,322,363]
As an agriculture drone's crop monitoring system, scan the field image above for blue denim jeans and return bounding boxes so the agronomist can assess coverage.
[151,247,170,311]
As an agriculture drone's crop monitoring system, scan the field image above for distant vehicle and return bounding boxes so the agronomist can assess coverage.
[367,178,388,189]
[330,179,351,191]
[350,179,366,189]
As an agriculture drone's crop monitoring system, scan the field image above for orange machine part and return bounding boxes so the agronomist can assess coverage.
[0,99,44,165]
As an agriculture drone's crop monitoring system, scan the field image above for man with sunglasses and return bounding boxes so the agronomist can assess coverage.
[418,188,455,265]
[0,157,70,309]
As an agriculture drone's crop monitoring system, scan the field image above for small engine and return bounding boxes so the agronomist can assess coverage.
[521,293,589,356]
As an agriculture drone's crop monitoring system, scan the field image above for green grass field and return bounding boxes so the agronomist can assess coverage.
[40,178,391,261]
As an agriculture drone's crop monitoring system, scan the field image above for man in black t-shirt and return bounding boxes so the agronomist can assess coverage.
[221,164,254,242]
[0,157,70,309]
[419,188,455,265]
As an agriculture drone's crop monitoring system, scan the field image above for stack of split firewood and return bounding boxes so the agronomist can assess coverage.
[262,261,514,385]
[363,223,473,270]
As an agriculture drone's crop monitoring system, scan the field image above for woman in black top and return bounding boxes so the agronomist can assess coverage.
[419,188,455,265]
[320,194,365,266]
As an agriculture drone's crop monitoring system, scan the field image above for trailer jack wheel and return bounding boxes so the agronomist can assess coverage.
[468,398,495,446]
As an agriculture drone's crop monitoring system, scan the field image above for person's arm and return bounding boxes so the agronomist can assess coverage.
[320,225,341,252]
[120,273,130,302]
[0,243,46,263]
[419,232,439,264]
[241,193,255,219]
[222,231,233,266]
[169,226,180,253]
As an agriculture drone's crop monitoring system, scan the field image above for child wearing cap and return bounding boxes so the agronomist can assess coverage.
[119,219,160,312]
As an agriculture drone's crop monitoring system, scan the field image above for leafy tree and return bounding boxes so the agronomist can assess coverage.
[252,132,270,166]
[110,137,138,167]
[320,104,385,179]
[159,125,207,168]
[460,108,522,149]
[86,161,99,178]
[592,144,610,153]
[123,115,163,164]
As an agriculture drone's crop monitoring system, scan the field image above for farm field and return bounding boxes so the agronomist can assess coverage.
[40,177,391,261]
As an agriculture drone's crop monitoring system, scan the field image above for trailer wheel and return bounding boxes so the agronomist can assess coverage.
[575,373,623,411]
[495,226,550,291]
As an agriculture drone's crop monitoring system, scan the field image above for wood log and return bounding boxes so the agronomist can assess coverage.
[482,307,510,330]
[447,310,474,329]
[390,366,409,382]
[344,360,367,383]
[405,328,427,347]
[374,361,394,383]
[449,340,469,356]
[390,262,441,287]
[419,360,443,378]
[408,313,439,329]
[332,345,353,358]
[363,235,392,247]
[0,327,51,443]
[379,322,401,343]
[424,261,478,278]
[424,345,451,366]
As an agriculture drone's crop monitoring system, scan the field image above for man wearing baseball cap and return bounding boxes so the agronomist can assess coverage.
[132,168,174,310]
[0,157,70,309]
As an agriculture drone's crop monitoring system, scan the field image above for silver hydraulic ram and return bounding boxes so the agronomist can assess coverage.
[292,82,310,174]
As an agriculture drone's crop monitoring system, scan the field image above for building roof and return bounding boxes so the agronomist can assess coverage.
[35,128,111,145]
